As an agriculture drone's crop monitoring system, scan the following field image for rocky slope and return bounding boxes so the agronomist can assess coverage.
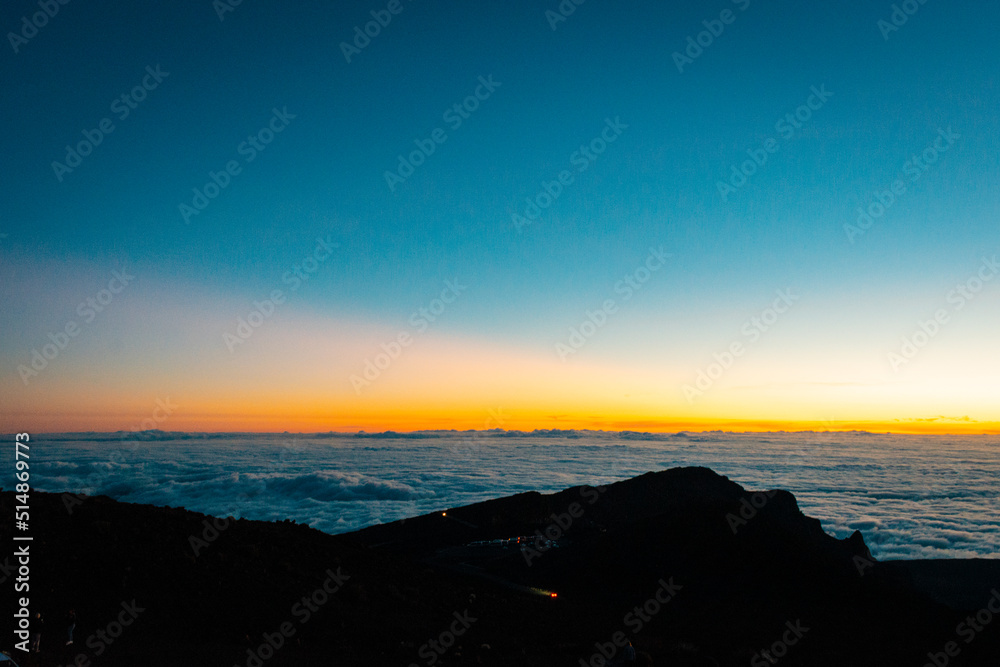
[2,467,998,665]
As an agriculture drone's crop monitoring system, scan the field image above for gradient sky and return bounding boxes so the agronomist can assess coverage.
[2,0,998,433]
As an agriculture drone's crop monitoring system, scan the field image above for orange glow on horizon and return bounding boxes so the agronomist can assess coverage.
[2,312,998,437]
[6,406,998,436]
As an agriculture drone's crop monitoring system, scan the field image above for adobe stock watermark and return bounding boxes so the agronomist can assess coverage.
[512,117,628,232]
[17,268,135,385]
[179,107,297,224]
[223,236,338,352]
[717,85,833,202]
[340,0,415,63]
[7,0,73,54]
[213,0,249,21]
[922,589,1000,667]
[61,396,179,515]
[189,439,301,556]
[556,246,669,360]
[522,484,606,566]
[449,408,509,459]
[683,288,799,403]
[844,127,959,243]
[235,567,351,667]
[672,0,752,73]
[407,609,478,667]
[43,599,145,661]
[579,577,682,667]
[545,0,589,31]
[385,75,501,192]
[350,278,467,393]
[725,489,779,534]
[887,255,998,371]
[751,620,810,667]
[51,65,170,182]
[878,0,932,41]
[127,397,179,433]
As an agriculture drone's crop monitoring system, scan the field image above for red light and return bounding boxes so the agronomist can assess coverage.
[550,592,558,598]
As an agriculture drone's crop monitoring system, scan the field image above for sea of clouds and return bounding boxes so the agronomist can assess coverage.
[22,430,999,560]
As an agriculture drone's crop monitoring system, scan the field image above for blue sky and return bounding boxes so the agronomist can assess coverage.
[2,0,998,432]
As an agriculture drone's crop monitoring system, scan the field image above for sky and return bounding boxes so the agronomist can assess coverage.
[1,0,998,434]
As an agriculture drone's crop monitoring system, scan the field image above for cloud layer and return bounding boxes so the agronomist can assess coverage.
[25,431,999,560]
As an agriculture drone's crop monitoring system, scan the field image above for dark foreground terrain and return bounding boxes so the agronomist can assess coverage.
[2,467,999,666]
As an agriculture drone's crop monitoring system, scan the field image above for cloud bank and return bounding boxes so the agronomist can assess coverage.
[24,431,999,560]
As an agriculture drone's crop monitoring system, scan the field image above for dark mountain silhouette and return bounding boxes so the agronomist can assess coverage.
[3,467,998,665]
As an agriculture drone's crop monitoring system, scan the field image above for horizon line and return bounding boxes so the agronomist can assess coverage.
[10,427,1000,437]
